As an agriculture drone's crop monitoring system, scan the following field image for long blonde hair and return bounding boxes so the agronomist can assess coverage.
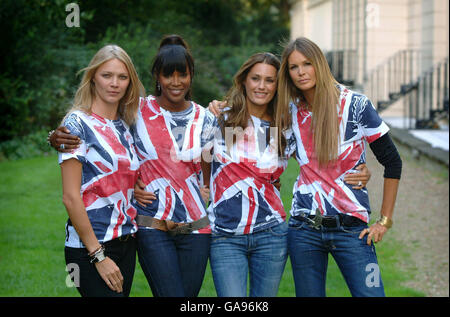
[67,44,145,126]
[220,52,285,155]
[276,37,340,166]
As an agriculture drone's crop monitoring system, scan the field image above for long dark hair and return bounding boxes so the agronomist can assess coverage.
[151,34,195,100]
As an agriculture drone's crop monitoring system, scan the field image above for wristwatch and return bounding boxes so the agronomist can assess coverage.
[89,245,106,263]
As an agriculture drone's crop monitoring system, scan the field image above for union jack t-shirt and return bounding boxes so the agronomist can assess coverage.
[208,115,289,235]
[59,110,140,248]
[132,96,216,234]
[289,86,390,223]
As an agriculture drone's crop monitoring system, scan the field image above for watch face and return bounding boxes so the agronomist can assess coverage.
[90,247,106,263]
[97,253,106,262]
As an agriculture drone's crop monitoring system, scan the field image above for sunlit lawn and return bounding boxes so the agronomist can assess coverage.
[0,155,423,297]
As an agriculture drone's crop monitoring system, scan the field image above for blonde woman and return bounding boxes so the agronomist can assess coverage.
[58,45,144,297]
[277,37,402,297]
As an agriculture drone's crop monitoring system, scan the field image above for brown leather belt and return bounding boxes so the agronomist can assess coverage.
[136,215,210,236]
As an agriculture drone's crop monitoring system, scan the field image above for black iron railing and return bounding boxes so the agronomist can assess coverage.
[326,50,358,87]
[329,48,448,130]
[365,50,422,112]
[405,57,449,129]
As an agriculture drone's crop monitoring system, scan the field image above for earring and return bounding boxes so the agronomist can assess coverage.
[157,82,161,91]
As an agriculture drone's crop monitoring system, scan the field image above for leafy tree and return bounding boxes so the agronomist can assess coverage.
[0,0,290,159]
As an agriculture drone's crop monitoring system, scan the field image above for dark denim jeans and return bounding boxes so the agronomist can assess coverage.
[64,235,137,297]
[210,222,288,297]
[136,228,210,297]
[288,217,385,297]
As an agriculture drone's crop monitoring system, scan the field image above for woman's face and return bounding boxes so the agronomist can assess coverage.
[243,62,277,109]
[288,50,316,95]
[93,58,130,107]
[157,66,191,106]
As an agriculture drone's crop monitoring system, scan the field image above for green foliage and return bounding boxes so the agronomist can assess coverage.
[0,0,289,159]
[0,0,88,140]
[0,129,52,161]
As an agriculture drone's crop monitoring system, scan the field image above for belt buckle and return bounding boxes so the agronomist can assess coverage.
[118,234,130,242]
[168,223,193,236]
[310,209,323,229]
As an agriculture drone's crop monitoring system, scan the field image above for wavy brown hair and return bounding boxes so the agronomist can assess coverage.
[276,37,340,166]
[219,52,286,155]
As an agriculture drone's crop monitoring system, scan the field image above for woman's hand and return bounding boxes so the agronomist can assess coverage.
[344,163,371,189]
[359,222,388,246]
[49,126,81,153]
[207,100,227,117]
[360,178,398,245]
[134,178,157,207]
[272,178,281,191]
[94,257,124,293]
[199,185,210,204]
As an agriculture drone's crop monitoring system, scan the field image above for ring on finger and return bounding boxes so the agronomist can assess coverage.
[358,180,362,186]
[60,143,65,150]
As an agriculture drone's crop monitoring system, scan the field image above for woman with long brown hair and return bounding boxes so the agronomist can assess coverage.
[278,37,402,297]
[206,52,290,297]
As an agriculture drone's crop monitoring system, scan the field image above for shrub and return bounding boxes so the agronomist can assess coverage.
[0,130,53,161]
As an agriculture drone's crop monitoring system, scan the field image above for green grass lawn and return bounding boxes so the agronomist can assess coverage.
[0,155,423,297]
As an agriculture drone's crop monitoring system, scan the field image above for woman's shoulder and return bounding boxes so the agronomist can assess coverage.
[337,85,372,111]
[62,110,87,137]
[338,84,368,100]
[64,110,87,125]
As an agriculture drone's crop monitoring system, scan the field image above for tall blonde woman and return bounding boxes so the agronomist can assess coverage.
[59,45,144,297]
[277,37,402,297]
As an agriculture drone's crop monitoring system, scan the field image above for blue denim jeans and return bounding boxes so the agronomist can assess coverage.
[136,229,210,297]
[288,217,385,297]
[210,222,288,297]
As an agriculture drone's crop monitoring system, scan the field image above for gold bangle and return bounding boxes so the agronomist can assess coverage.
[377,215,393,229]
